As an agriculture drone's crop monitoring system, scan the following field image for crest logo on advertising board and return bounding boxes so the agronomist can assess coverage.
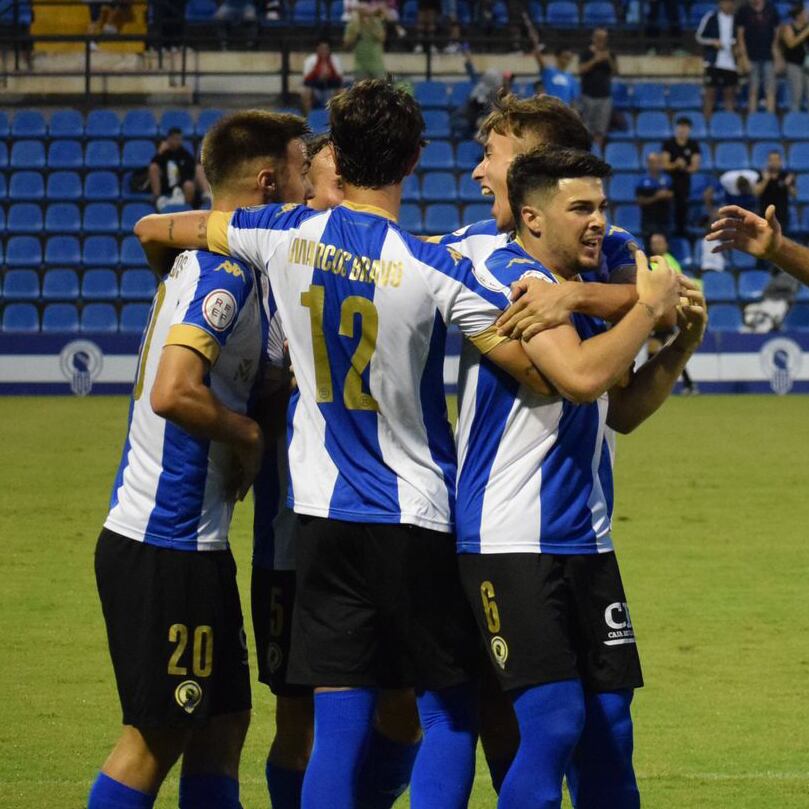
[760,338,803,395]
[59,340,104,396]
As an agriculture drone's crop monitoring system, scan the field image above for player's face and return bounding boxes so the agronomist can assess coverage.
[473,130,523,231]
[534,177,607,273]
[276,138,309,205]
[649,233,667,255]
[307,147,344,211]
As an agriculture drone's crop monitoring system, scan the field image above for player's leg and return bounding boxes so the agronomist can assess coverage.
[478,657,519,793]
[748,62,761,114]
[267,695,313,808]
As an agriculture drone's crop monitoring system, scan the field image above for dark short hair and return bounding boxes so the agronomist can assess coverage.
[167,127,182,136]
[675,116,693,127]
[329,79,425,188]
[791,3,805,17]
[200,110,310,190]
[306,133,332,161]
[478,93,593,152]
[507,146,611,227]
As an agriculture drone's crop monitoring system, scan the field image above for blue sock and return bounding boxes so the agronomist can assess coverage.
[87,772,155,809]
[566,689,639,809]
[301,689,376,809]
[409,684,477,809]
[498,680,585,809]
[179,774,242,809]
[266,761,305,809]
[485,755,513,794]
[356,727,422,809]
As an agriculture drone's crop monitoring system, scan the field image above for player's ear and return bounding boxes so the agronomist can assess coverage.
[257,167,277,201]
[521,205,543,237]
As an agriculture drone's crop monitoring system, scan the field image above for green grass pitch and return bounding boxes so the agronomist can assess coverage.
[1,395,808,808]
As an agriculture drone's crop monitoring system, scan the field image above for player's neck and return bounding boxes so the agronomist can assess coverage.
[516,231,577,280]
[210,190,264,212]
[342,183,402,222]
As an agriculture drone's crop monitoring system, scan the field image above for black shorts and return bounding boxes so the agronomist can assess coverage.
[95,528,251,728]
[288,516,479,691]
[459,552,643,693]
[705,67,738,89]
[251,566,311,697]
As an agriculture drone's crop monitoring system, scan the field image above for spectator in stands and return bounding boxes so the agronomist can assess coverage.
[525,20,578,106]
[736,0,782,113]
[696,0,741,117]
[755,150,796,234]
[149,128,207,211]
[214,0,257,21]
[413,0,462,53]
[780,3,809,111]
[578,27,618,151]
[301,37,344,115]
[86,1,133,35]
[662,116,702,236]
[636,152,674,245]
[344,1,387,80]
[645,0,682,40]
[451,45,513,138]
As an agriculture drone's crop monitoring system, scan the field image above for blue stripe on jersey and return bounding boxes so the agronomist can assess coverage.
[108,397,135,510]
[231,202,320,234]
[455,355,520,553]
[314,207,401,520]
[419,311,457,517]
[285,388,300,509]
[581,226,640,283]
[598,438,614,519]
[252,439,282,569]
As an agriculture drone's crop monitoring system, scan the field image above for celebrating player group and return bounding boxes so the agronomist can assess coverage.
[87,79,707,809]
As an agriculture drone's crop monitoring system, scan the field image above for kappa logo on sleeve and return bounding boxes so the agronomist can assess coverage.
[507,257,535,269]
[203,289,238,332]
[215,260,246,282]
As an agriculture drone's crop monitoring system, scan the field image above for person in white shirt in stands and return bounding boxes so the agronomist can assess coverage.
[696,0,742,117]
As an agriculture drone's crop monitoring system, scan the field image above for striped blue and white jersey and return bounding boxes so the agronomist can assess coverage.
[105,249,267,551]
[438,219,639,283]
[208,201,510,532]
[455,240,615,555]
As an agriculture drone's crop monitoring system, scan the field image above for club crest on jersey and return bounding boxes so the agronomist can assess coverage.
[203,289,238,332]
[175,680,203,714]
[490,636,509,670]
[215,260,246,283]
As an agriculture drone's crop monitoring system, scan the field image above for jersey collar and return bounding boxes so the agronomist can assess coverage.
[340,201,397,222]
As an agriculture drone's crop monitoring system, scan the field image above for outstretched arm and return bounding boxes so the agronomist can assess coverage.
[135,210,213,252]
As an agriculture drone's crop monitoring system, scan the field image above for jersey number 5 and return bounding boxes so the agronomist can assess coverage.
[301,284,379,411]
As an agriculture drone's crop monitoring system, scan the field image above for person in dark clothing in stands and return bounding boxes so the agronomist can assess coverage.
[780,3,809,111]
[662,116,702,236]
[578,27,618,151]
[645,0,682,40]
[149,128,205,211]
[636,152,673,244]
[754,150,796,235]
[736,0,782,114]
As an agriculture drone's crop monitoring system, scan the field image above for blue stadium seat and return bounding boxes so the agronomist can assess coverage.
[42,269,80,301]
[85,171,119,201]
[425,204,461,233]
[2,303,39,333]
[709,112,744,139]
[121,171,153,202]
[186,0,218,21]
[0,205,5,232]
[604,143,640,171]
[752,141,784,166]
[423,111,451,139]
[668,84,702,110]
[702,272,737,303]
[415,80,449,109]
[121,236,148,268]
[307,109,329,133]
[609,173,643,204]
[738,270,771,301]
[47,140,83,169]
[42,303,79,333]
[583,1,617,26]
[46,203,82,234]
[459,173,483,203]
[8,203,43,234]
[122,110,158,139]
[0,173,7,200]
[83,203,119,234]
[160,109,195,137]
[83,235,120,267]
[122,202,155,232]
[47,171,82,201]
[731,250,757,270]
[292,0,317,23]
[639,141,662,165]
[448,81,473,109]
[196,109,224,137]
[746,112,780,140]
[708,303,742,331]
[609,112,636,142]
[673,110,706,139]
[783,303,809,329]
[714,142,749,171]
[796,173,809,203]
[796,284,809,302]
[0,1,33,25]
[82,269,119,301]
[45,236,81,266]
[688,2,715,28]
[86,109,121,139]
[456,140,482,171]
[120,269,157,300]
[10,171,45,201]
[668,237,693,271]
[6,236,42,267]
[420,141,454,171]
[81,303,119,333]
[633,83,667,111]
[402,174,421,202]
[120,303,151,334]
[49,110,84,139]
[0,142,7,169]
[611,81,632,111]
[11,109,47,138]
[422,171,458,202]
[545,1,579,27]
[0,111,8,138]
[122,140,156,170]
[11,140,46,169]
[398,203,423,234]
[635,111,671,140]
[788,142,809,171]
[2,270,40,300]
[85,140,120,170]
[463,203,492,225]
[160,203,192,215]
[782,111,809,139]
[329,0,344,22]
[612,205,641,233]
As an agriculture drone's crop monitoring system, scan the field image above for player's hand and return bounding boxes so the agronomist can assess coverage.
[230,422,264,502]
[672,285,708,353]
[635,250,679,319]
[496,277,575,340]
[706,204,782,261]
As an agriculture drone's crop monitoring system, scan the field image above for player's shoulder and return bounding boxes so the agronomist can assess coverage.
[437,218,501,245]
[486,240,558,287]
[231,202,321,232]
[604,225,640,255]
[394,225,472,275]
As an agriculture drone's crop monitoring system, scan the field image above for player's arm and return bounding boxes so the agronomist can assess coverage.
[519,252,679,404]
[607,284,707,433]
[482,338,556,397]
[135,210,212,251]
[151,344,263,500]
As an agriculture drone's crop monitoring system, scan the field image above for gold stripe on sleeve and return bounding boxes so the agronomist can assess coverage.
[165,324,220,364]
[207,211,233,256]
[469,324,509,355]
